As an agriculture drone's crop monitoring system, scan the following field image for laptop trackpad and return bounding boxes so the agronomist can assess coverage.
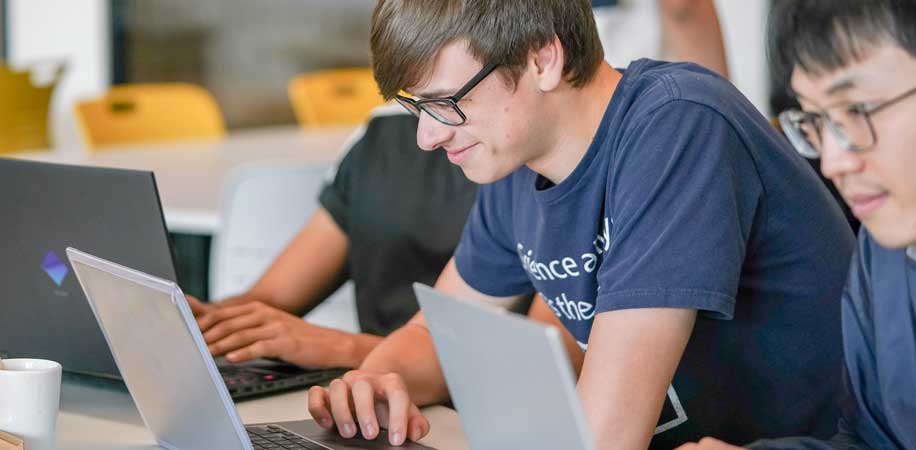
[272,420,436,450]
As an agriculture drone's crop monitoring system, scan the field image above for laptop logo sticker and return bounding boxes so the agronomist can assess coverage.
[42,251,69,286]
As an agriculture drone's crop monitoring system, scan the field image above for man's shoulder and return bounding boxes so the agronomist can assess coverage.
[622,59,749,119]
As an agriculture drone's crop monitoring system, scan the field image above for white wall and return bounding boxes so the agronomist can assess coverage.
[715,0,771,116]
[8,0,110,149]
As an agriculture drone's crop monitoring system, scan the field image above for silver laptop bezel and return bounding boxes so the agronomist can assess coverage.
[66,247,253,450]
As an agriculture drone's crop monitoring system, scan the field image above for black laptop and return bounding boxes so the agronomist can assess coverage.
[0,158,342,400]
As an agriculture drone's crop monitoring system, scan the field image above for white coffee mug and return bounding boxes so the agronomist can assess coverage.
[0,359,62,450]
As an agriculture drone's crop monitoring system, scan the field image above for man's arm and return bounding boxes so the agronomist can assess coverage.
[529,293,586,377]
[580,307,696,450]
[308,258,530,445]
[192,207,349,315]
[360,258,526,402]
[189,208,383,368]
[659,0,729,78]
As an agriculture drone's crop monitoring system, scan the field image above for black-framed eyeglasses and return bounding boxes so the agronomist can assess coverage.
[395,62,499,126]
[778,84,916,159]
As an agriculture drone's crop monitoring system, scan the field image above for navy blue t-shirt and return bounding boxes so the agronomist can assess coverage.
[454,59,855,448]
[750,234,916,450]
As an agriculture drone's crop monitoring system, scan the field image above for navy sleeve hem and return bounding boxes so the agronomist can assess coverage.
[596,288,735,320]
[454,249,535,299]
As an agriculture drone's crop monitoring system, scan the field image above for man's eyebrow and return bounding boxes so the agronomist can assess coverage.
[412,87,457,99]
[825,77,856,96]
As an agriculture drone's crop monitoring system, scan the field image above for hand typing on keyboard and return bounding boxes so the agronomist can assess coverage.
[195,300,381,369]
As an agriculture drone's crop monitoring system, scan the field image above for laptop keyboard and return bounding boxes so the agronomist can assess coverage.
[222,364,345,401]
[222,368,267,387]
[246,425,325,450]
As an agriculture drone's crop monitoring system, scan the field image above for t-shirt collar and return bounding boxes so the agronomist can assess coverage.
[907,245,916,262]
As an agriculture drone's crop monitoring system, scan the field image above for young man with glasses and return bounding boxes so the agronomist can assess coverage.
[679,1,916,449]
[307,1,855,448]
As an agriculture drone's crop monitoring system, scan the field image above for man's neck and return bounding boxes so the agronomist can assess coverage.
[527,63,621,185]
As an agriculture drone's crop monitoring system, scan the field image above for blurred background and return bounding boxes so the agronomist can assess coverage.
[3,0,381,148]
[1,0,772,150]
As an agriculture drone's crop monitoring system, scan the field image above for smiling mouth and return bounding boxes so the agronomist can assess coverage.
[847,192,889,218]
[445,144,475,164]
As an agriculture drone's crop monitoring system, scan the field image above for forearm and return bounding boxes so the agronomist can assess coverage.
[212,291,265,309]
[359,321,449,406]
[335,332,385,368]
[229,208,349,315]
[211,286,316,315]
[659,0,729,78]
[356,258,518,406]
[529,295,585,376]
[247,255,346,316]
[580,308,696,450]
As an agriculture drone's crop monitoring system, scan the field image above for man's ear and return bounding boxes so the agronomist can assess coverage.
[531,35,565,92]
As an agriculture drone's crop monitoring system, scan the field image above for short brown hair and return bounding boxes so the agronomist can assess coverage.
[370,0,605,99]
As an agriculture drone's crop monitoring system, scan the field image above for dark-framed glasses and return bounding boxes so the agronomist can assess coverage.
[778,85,916,159]
[395,61,499,126]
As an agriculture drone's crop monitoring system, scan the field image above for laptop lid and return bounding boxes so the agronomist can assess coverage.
[66,247,250,450]
[0,158,177,377]
[414,283,596,450]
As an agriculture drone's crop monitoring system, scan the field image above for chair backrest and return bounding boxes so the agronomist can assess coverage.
[0,64,60,154]
[288,68,385,128]
[209,162,358,332]
[74,83,226,150]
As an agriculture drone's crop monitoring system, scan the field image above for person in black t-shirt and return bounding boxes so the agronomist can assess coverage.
[188,106,478,369]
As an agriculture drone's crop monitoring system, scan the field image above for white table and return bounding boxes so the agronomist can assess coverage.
[11,125,357,235]
[57,375,468,450]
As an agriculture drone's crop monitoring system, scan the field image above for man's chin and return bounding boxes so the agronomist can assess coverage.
[864,218,916,250]
[460,166,510,185]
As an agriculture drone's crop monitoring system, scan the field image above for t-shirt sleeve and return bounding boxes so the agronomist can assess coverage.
[747,234,884,450]
[453,183,535,298]
[596,99,762,320]
[318,129,363,234]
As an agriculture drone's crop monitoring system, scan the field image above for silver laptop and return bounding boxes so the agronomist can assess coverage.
[66,247,433,450]
[415,283,596,450]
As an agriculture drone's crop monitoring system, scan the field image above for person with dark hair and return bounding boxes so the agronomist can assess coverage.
[767,0,861,235]
[307,1,855,448]
[678,1,916,449]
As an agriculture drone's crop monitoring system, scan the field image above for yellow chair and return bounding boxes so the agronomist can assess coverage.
[0,63,60,154]
[74,83,226,150]
[288,68,385,128]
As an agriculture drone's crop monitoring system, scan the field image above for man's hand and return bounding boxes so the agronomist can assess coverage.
[196,302,378,368]
[308,369,430,446]
[675,437,747,450]
[186,294,215,317]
